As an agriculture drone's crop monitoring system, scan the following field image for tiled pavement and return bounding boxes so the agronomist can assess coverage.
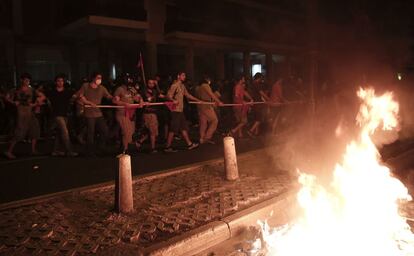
[0,149,294,255]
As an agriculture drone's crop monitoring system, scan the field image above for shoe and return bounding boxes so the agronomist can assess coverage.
[51,151,65,157]
[164,147,177,153]
[174,135,181,141]
[149,149,158,154]
[247,130,255,138]
[205,139,216,145]
[187,142,199,150]
[4,151,16,160]
[66,151,79,157]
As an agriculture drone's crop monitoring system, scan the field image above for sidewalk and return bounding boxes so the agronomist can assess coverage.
[0,147,296,255]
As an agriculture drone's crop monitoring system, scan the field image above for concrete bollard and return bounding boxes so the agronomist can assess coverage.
[223,136,239,181]
[115,154,134,213]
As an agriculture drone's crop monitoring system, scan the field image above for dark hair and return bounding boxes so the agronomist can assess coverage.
[235,74,245,83]
[91,72,102,80]
[20,72,32,80]
[200,74,211,84]
[253,72,264,80]
[176,71,185,77]
[55,73,66,81]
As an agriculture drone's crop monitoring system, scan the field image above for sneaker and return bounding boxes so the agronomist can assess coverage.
[51,151,65,157]
[4,151,16,160]
[164,147,177,153]
[149,149,158,154]
[205,139,216,145]
[247,130,255,138]
[66,151,79,157]
[187,142,199,150]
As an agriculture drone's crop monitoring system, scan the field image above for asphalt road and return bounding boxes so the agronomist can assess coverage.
[0,135,271,204]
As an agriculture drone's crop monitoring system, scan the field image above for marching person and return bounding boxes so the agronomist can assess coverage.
[136,78,161,153]
[164,71,202,152]
[75,72,112,156]
[248,72,270,137]
[112,73,143,155]
[47,74,78,157]
[4,73,41,159]
[195,75,223,144]
[229,75,253,139]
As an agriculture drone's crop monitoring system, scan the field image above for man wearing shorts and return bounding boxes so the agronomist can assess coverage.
[137,79,160,153]
[164,71,201,152]
[4,73,41,159]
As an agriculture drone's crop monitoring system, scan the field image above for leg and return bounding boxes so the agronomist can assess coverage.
[86,117,96,154]
[204,109,218,141]
[95,116,109,151]
[198,111,208,143]
[56,117,73,153]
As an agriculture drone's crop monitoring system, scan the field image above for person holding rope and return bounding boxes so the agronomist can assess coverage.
[269,78,285,134]
[75,72,113,157]
[195,75,223,144]
[135,78,161,153]
[248,72,270,137]
[229,75,253,139]
[164,71,202,152]
[112,73,143,155]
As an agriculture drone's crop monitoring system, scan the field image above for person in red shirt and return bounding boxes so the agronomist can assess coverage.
[229,76,253,138]
[269,78,285,134]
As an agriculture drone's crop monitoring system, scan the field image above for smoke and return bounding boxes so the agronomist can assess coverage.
[265,74,414,183]
[267,96,359,183]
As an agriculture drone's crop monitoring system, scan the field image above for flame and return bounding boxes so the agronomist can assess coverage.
[259,88,414,256]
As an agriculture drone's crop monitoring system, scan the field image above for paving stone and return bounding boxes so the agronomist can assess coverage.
[0,161,294,255]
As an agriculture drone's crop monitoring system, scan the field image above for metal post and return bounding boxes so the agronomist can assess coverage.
[115,154,134,213]
[223,136,239,181]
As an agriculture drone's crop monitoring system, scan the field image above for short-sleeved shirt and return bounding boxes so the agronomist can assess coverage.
[9,86,34,114]
[143,87,159,114]
[167,81,188,112]
[250,82,265,102]
[11,87,33,106]
[233,84,246,104]
[114,85,140,116]
[47,89,73,117]
[195,83,214,111]
[76,84,111,118]
[270,82,283,103]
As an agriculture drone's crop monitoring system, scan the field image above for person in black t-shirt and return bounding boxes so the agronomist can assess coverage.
[47,74,78,157]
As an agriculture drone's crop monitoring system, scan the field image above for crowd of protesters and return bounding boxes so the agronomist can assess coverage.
[0,70,307,160]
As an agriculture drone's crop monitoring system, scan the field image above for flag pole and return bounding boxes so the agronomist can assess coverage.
[138,52,147,88]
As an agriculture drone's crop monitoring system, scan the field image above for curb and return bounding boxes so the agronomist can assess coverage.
[0,146,273,211]
[144,190,297,256]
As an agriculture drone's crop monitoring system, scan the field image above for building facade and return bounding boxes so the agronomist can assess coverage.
[1,0,310,87]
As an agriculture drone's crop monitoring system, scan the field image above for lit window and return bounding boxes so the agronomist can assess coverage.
[252,64,262,77]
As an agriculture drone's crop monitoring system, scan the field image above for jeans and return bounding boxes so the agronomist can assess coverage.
[53,116,73,153]
[86,116,108,153]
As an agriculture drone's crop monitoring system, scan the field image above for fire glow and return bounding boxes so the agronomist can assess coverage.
[258,88,414,256]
